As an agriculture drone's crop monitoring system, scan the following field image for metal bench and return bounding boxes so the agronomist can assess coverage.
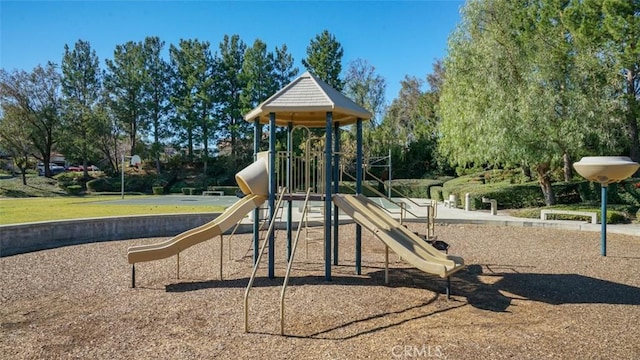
[540,209,597,224]
[202,190,224,196]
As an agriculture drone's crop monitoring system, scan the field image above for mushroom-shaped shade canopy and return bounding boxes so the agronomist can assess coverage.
[573,156,639,185]
[244,72,372,128]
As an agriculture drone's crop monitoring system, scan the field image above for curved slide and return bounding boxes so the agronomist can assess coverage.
[127,158,270,265]
[333,194,465,278]
[127,194,266,264]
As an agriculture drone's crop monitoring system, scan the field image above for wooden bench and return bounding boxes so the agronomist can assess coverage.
[540,209,597,224]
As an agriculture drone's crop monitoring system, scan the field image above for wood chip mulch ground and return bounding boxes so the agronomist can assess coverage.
[2,223,639,359]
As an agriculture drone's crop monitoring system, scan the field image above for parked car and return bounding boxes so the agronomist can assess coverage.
[37,163,65,176]
[68,164,99,172]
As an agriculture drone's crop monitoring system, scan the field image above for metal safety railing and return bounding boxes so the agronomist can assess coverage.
[279,188,313,335]
[341,166,438,239]
[243,187,287,333]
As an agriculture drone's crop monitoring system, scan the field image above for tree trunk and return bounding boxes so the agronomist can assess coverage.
[563,153,572,182]
[20,168,27,185]
[43,153,52,178]
[536,162,556,206]
[522,164,533,181]
[626,67,639,175]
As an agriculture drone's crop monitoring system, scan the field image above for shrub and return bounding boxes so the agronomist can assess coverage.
[577,181,597,202]
[87,177,118,192]
[429,186,443,202]
[389,179,444,198]
[442,172,589,210]
[510,206,631,224]
[152,186,164,195]
[601,210,628,224]
[66,185,84,195]
[56,172,85,192]
[338,181,384,197]
[124,174,155,193]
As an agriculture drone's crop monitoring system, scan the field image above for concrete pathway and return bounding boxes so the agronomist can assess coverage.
[102,195,640,236]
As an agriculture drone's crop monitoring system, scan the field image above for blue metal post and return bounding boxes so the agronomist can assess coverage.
[253,119,261,265]
[333,122,340,265]
[268,112,276,278]
[287,122,293,261]
[601,185,607,256]
[324,112,333,281]
[355,118,363,275]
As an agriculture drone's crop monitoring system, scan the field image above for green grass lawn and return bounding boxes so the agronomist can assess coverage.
[0,175,225,224]
[0,196,225,225]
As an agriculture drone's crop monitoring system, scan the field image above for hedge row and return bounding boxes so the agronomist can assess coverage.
[511,206,632,224]
[338,179,448,199]
[439,172,590,209]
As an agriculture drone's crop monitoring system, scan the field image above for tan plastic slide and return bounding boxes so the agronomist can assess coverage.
[127,194,266,264]
[127,158,269,264]
[333,194,465,278]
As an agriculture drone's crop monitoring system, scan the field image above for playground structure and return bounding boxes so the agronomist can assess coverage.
[127,158,270,287]
[127,71,465,334]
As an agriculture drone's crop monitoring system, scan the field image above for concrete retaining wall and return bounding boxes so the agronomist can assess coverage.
[0,213,226,257]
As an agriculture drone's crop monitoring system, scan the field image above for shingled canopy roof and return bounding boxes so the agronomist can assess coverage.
[243,71,372,127]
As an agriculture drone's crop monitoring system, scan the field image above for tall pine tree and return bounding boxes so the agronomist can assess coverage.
[301,30,344,91]
[61,40,103,179]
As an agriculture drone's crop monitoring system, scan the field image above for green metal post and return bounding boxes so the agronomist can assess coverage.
[253,119,261,265]
[324,112,333,281]
[333,122,340,265]
[268,112,276,278]
[601,185,607,256]
[355,118,363,275]
[287,122,293,261]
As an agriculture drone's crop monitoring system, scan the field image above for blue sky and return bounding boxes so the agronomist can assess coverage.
[1,0,464,103]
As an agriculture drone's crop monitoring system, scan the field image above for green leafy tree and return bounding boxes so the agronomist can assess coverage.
[301,30,344,91]
[341,58,386,169]
[344,58,386,126]
[142,36,171,173]
[437,0,616,205]
[603,0,640,163]
[91,93,120,172]
[565,0,639,163]
[61,40,104,179]
[375,75,439,178]
[0,63,62,177]
[104,40,146,157]
[240,39,276,112]
[217,34,248,159]
[169,39,216,164]
[0,104,36,184]
[272,43,299,90]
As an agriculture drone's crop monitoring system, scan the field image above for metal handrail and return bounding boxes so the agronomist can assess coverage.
[364,168,432,210]
[243,187,287,333]
[342,168,438,238]
[239,206,273,260]
[279,188,312,335]
[340,170,410,222]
